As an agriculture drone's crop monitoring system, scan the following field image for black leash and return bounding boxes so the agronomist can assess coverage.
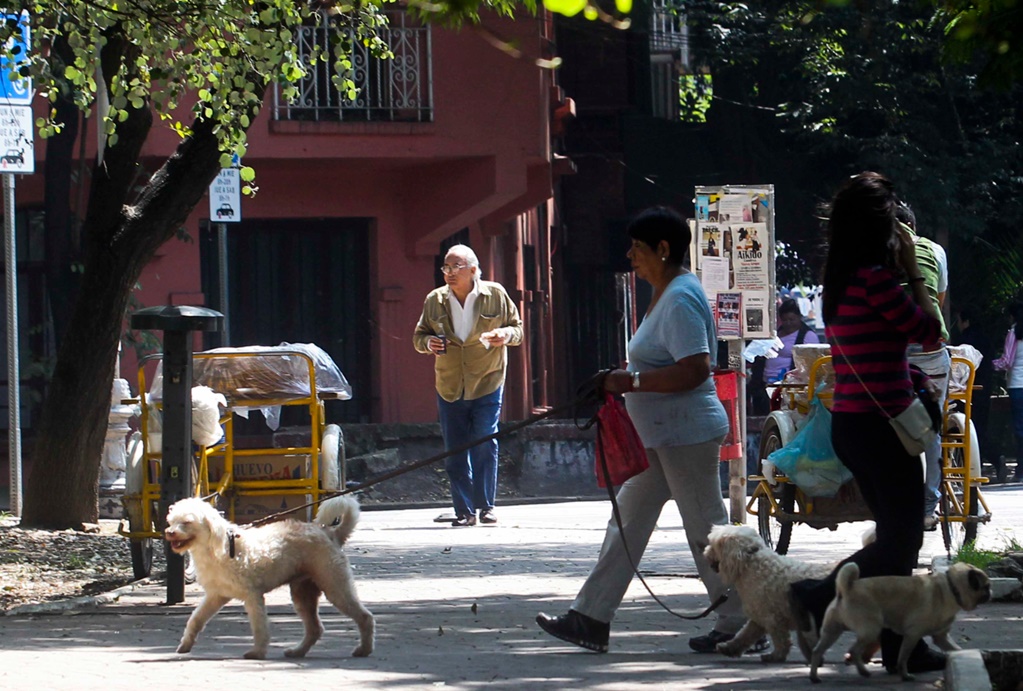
[244,392,598,528]
[581,369,726,620]
[593,413,728,621]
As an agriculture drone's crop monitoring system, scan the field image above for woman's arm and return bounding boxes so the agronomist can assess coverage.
[602,353,711,394]
[993,330,1017,371]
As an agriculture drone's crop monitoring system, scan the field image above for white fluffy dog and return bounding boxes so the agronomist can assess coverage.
[703,524,832,662]
[164,495,374,660]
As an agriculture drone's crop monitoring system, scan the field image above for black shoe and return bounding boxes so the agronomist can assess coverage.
[451,514,477,527]
[536,610,610,653]
[479,509,497,524]
[688,629,769,654]
[885,646,946,675]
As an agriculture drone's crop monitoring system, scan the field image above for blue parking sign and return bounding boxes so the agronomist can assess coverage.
[1,10,31,105]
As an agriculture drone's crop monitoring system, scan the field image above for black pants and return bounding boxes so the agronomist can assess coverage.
[798,411,926,665]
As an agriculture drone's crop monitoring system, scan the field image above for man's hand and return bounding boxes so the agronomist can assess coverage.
[922,377,942,402]
[427,336,447,355]
[480,329,508,348]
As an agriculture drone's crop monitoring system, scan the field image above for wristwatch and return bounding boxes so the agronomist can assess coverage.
[631,372,641,391]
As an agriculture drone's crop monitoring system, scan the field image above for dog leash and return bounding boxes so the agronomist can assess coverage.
[592,406,728,621]
[241,391,600,528]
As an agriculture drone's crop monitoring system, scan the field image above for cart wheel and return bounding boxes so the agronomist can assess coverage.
[758,484,795,555]
[940,418,980,549]
[321,424,343,491]
[130,538,154,580]
[757,424,794,554]
[184,553,197,584]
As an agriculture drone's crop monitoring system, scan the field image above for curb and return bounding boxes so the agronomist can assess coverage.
[357,495,606,511]
[946,650,991,691]
[3,577,157,617]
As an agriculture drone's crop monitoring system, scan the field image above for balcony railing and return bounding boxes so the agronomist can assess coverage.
[650,0,688,65]
[274,10,433,123]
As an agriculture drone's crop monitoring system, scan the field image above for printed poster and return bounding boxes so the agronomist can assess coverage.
[742,291,770,339]
[731,223,769,292]
[700,255,730,293]
[718,194,752,225]
[715,291,742,338]
[701,223,723,259]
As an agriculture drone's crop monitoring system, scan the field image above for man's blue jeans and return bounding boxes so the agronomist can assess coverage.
[437,387,503,518]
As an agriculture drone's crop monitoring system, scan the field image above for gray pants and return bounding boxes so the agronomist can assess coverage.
[571,435,746,633]
[907,345,951,516]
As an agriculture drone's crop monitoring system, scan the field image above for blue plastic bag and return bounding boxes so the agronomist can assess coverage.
[766,394,852,497]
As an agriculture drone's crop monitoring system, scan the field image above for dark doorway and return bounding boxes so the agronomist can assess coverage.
[200,218,372,424]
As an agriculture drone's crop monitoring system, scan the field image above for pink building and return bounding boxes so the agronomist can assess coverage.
[5,9,571,434]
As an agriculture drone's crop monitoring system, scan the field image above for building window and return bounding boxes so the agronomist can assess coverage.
[274,10,433,123]
[649,0,690,122]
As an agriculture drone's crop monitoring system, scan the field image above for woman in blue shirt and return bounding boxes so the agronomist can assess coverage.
[536,207,758,655]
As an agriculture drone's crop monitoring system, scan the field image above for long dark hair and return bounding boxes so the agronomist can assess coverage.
[821,172,900,322]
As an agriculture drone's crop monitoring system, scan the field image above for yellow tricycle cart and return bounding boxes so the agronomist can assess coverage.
[747,344,991,554]
[120,343,351,579]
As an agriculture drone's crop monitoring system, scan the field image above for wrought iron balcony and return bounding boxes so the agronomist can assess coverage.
[273,10,433,123]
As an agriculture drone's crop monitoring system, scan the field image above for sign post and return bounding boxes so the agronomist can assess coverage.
[3,9,31,516]
[208,157,240,346]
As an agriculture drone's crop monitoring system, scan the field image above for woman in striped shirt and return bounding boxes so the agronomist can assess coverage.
[790,172,944,676]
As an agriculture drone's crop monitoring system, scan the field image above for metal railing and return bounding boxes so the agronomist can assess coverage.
[274,10,433,123]
[650,0,688,64]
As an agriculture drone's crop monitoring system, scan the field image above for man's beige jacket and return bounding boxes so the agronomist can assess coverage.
[413,281,523,402]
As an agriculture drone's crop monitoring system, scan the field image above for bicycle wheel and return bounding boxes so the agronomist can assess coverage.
[940,417,980,548]
[757,423,794,554]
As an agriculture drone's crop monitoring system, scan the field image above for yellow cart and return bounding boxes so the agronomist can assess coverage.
[120,344,351,578]
[747,348,991,554]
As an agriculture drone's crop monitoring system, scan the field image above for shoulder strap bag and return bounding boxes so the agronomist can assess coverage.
[831,341,937,458]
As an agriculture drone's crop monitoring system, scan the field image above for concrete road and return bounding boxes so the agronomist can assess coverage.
[2,484,1021,690]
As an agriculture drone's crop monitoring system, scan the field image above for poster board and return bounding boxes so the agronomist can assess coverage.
[692,185,776,340]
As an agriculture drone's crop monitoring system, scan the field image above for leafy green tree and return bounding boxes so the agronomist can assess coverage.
[4,0,529,528]
[939,0,1023,89]
[684,0,1023,328]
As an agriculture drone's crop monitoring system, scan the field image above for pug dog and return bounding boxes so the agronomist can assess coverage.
[810,561,991,683]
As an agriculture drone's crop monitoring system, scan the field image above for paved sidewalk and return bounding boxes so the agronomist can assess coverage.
[2,485,1021,690]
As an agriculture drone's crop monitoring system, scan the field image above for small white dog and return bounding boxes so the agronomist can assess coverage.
[809,561,991,682]
[703,524,832,662]
[164,495,374,660]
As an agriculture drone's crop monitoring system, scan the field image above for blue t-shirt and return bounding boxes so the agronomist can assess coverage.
[624,272,729,448]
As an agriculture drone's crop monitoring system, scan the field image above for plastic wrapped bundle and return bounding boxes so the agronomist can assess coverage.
[767,395,852,497]
[149,342,353,404]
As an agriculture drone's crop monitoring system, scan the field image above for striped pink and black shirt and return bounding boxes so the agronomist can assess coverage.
[825,266,941,415]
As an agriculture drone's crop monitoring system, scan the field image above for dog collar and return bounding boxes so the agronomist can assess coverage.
[228,530,237,559]
[946,570,965,608]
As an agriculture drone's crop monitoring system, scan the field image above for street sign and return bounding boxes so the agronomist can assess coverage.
[0,10,32,106]
[0,103,33,173]
[209,159,241,223]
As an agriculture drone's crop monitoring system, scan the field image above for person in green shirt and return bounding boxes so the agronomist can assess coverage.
[896,202,950,529]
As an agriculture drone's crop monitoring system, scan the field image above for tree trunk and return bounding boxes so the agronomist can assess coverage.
[43,36,84,343]
[21,115,228,528]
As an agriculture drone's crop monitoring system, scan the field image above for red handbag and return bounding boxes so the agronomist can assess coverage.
[594,392,649,488]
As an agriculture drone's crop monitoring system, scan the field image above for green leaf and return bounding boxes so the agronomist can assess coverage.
[543,0,588,18]
[239,166,255,182]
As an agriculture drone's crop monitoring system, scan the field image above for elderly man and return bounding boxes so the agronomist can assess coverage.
[413,245,523,526]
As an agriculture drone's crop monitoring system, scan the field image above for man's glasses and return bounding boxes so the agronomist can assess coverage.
[441,264,468,275]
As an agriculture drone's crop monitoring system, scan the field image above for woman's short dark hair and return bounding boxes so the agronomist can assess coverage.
[627,206,690,265]
[778,298,802,318]
[821,172,900,321]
